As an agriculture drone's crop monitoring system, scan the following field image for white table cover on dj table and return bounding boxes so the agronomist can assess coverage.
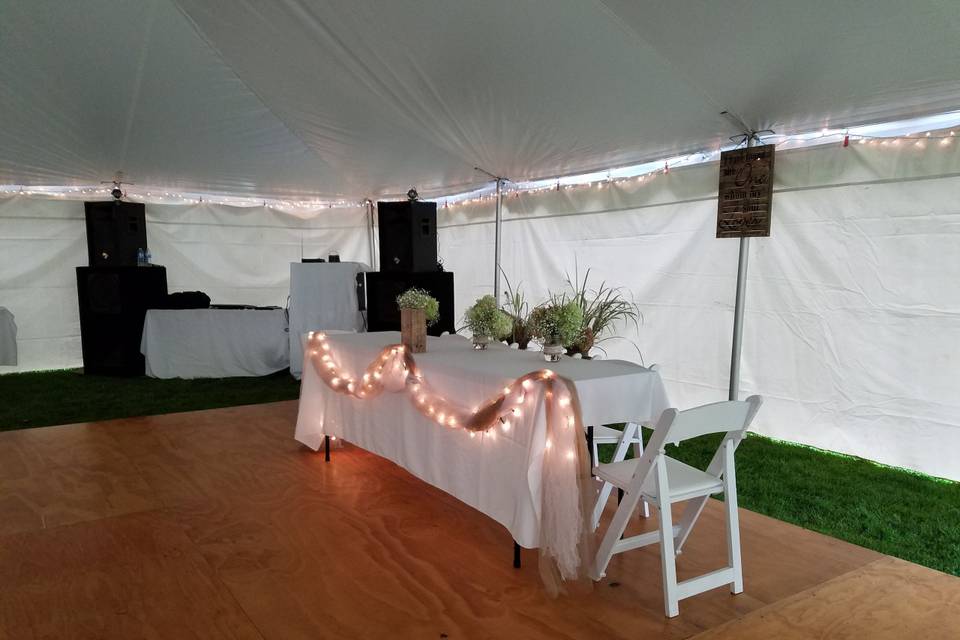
[295,332,670,548]
[289,262,367,378]
[141,308,289,379]
[0,307,16,366]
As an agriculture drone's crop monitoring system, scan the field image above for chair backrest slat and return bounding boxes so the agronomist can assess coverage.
[663,398,758,446]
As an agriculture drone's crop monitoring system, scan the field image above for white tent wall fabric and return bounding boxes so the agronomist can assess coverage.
[0,198,368,374]
[2,141,958,479]
[438,141,960,481]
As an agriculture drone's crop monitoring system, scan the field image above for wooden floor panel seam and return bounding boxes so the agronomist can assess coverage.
[0,402,955,640]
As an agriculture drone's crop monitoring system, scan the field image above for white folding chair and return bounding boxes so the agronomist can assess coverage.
[589,423,649,527]
[592,395,762,617]
[588,364,661,527]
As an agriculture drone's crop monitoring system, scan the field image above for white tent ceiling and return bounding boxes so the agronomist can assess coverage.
[2,0,959,200]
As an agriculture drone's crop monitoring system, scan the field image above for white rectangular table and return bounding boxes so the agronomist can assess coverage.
[294,332,670,551]
[141,308,290,378]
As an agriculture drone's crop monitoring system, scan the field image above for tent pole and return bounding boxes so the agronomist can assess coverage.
[366,199,377,271]
[493,178,504,302]
[729,235,749,401]
[728,136,754,402]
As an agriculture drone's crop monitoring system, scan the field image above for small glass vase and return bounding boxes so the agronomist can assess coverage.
[542,342,564,362]
[472,335,492,350]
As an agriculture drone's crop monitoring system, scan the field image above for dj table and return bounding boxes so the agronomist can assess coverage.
[141,308,289,379]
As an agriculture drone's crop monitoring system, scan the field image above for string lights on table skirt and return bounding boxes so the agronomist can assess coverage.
[305,331,597,594]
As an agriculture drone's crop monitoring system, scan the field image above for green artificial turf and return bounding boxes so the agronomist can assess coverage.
[1,369,957,578]
[0,369,300,431]
[598,427,960,578]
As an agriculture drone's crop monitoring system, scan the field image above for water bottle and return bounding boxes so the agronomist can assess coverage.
[144,249,152,265]
[137,247,145,266]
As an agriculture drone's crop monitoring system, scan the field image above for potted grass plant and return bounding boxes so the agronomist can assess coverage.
[396,287,439,353]
[563,269,640,359]
[464,294,512,349]
[501,270,534,349]
[530,299,582,362]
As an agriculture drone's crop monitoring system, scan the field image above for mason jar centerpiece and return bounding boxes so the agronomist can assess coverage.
[530,299,583,362]
[464,294,512,350]
[396,288,439,354]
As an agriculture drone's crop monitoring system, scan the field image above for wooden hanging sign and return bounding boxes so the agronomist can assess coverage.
[717,144,775,238]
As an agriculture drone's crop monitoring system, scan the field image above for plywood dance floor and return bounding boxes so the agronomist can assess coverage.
[1,401,957,639]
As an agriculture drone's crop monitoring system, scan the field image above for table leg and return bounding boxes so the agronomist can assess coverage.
[324,435,330,462]
[586,426,595,476]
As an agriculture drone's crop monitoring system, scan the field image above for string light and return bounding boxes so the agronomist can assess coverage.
[434,118,960,209]
[305,334,582,462]
[4,115,958,210]
[0,184,366,209]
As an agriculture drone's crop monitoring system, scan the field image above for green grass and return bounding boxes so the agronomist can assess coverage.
[0,369,300,431]
[598,427,960,577]
[2,369,957,578]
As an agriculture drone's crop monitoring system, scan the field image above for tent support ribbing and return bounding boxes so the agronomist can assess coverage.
[493,178,504,302]
[728,135,754,402]
[366,199,377,271]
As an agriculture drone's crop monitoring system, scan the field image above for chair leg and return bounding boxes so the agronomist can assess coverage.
[586,426,595,476]
[632,426,650,519]
[593,471,649,580]
[591,423,639,529]
[324,435,330,462]
[593,481,614,530]
[655,460,679,618]
[674,495,708,553]
[723,441,743,594]
[513,542,521,569]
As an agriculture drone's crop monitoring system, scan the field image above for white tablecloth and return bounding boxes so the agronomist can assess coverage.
[294,332,670,548]
[141,309,289,379]
[288,262,366,378]
[0,307,16,366]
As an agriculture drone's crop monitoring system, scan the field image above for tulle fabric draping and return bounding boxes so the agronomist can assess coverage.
[305,332,595,593]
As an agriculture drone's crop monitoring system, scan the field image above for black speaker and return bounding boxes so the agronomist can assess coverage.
[365,271,454,336]
[355,272,366,311]
[84,201,147,267]
[377,200,437,272]
[76,266,168,375]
